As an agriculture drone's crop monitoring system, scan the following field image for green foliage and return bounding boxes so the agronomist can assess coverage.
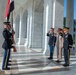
[63,17,66,27]
[63,17,76,44]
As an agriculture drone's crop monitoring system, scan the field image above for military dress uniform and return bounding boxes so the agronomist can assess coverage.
[2,22,12,70]
[63,28,73,66]
[47,32,56,59]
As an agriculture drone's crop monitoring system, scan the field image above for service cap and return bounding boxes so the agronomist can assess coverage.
[3,22,10,25]
[63,27,69,30]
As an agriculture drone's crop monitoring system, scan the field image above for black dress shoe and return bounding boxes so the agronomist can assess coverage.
[48,57,53,60]
[56,60,61,63]
[2,67,10,70]
[63,64,69,67]
[9,60,12,62]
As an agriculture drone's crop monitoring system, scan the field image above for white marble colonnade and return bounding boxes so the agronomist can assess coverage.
[13,0,74,55]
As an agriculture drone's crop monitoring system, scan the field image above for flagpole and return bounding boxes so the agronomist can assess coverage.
[11,11,13,29]
[11,11,17,52]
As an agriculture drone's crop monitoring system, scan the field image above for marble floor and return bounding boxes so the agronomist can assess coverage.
[0,46,76,75]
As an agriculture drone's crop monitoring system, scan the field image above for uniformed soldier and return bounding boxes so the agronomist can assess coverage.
[63,27,73,66]
[47,28,56,59]
[2,22,12,70]
[7,24,15,63]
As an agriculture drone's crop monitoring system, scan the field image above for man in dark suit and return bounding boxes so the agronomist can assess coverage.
[63,27,73,66]
[2,22,12,70]
[47,28,56,59]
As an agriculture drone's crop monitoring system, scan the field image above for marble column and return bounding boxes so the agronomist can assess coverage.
[53,0,64,30]
[26,15,30,47]
[27,0,33,48]
[18,10,28,45]
[66,0,74,35]
[43,0,53,54]
[18,10,23,45]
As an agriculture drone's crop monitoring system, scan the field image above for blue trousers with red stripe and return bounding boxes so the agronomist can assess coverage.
[2,49,10,69]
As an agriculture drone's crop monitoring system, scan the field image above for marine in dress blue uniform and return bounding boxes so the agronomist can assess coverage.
[63,27,73,66]
[2,22,12,70]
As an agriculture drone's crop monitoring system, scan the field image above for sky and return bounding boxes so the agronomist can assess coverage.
[64,0,76,19]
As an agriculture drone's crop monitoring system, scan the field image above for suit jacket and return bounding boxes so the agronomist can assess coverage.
[47,32,56,46]
[2,28,12,49]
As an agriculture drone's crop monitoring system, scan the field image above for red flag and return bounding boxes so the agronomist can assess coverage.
[5,0,14,21]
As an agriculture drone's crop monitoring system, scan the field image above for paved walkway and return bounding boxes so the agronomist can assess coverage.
[0,46,76,75]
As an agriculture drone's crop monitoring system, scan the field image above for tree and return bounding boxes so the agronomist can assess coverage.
[63,17,66,27]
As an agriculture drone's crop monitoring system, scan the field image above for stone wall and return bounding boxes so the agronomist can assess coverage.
[0,0,7,52]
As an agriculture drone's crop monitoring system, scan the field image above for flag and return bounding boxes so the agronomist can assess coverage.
[5,0,14,21]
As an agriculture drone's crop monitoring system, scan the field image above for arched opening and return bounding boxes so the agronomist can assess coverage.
[14,15,20,43]
[22,10,28,38]
[31,0,44,49]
